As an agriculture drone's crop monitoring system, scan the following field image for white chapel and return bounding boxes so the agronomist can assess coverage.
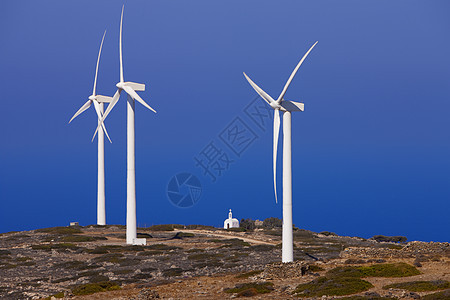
[223,209,239,229]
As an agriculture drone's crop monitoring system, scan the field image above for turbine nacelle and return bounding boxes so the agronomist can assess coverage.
[270,101,282,110]
[88,94,113,103]
[270,99,304,112]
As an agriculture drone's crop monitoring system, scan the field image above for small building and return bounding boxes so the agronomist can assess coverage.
[69,222,79,227]
[224,209,239,229]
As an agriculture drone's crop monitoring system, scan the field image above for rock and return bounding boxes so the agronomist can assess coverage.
[260,261,308,279]
[134,288,160,299]
[364,291,381,298]
[341,241,449,259]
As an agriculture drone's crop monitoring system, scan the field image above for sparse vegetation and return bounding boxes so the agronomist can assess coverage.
[0,224,447,299]
[171,232,195,238]
[162,267,183,277]
[294,276,373,297]
[139,250,163,256]
[87,247,109,254]
[117,258,140,267]
[294,263,420,298]
[0,263,17,269]
[71,281,121,296]
[60,235,107,242]
[383,280,449,292]
[31,243,79,251]
[113,269,134,275]
[265,229,282,236]
[226,227,246,232]
[123,245,146,252]
[236,270,263,278]
[93,253,125,263]
[262,217,282,229]
[133,273,152,280]
[185,224,216,230]
[339,296,394,300]
[36,227,82,234]
[240,219,256,231]
[309,264,325,272]
[79,270,101,277]
[249,244,275,252]
[137,232,152,238]
[345,259,367,264]
[422,289,450,300]
[148,224,184,231]
[320,231,338,236]
[146,243,180,251]
[186,248,204,253]
[293,229,317,240]
[209,238,250,247]
[384,244,403,250]
[15,257,32,262]
[193,260,223,268]
[89,274,109,283]
[371,235,407,243]
[43,292,65,299]
[188,252,224,260]
[54,260,99,270]
[225,282,274,295]
[5,234,31,240]
[52,292,65,298]
[326,263,420,278]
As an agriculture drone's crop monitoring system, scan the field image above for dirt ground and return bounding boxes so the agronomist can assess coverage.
[0,226,448,299]
[70,258,449,299]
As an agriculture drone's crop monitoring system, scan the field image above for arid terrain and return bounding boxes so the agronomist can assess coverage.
[0,225,448,299]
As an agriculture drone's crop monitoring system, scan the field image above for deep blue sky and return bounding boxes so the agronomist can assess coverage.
[1,1,449,242]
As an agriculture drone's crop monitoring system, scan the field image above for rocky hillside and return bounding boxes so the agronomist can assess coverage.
[0,225,448,299]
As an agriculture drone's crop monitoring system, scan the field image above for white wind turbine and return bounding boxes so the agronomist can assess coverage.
[244,41,317,262]
[96,6,157,245]
[69,30,113,226]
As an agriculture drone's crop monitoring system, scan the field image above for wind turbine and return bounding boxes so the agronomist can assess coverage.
[243,41,317,262]
[69,30,113,226]
[97,6,157,245]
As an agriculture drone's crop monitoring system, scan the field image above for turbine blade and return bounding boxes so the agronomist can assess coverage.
[93,89,121,138]
[119,5,124,83]
[123,85,157,113]
[92,125,99,142]
[243,72,275,105]
[92,101,112,143]
[69,100,92,123]
[93,30,106,96]
[102,89,121,122]
[273,109,280,204]
[91,121,112,143]
[277,41,318,103]
[102,123,112,143]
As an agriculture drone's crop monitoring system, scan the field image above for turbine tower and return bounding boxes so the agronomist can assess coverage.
[243,41,317,262]
[97,6,157,245]
[69,30,113,226]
